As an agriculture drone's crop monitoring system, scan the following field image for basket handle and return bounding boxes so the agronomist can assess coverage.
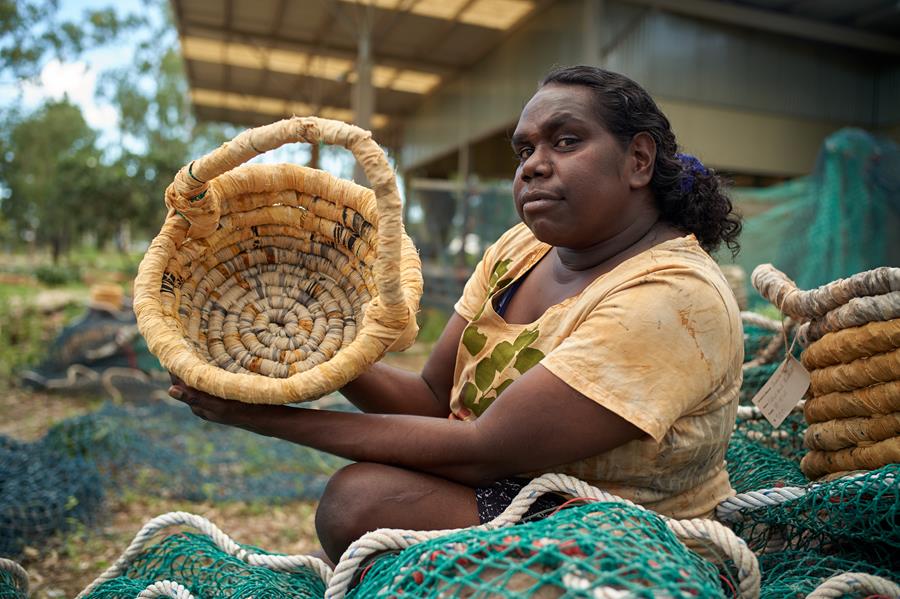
[164,116,406,309]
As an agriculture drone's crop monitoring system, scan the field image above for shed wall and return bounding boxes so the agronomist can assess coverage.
[401,0,895,176]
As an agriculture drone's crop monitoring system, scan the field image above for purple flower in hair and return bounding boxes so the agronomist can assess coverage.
[676,153,709,195]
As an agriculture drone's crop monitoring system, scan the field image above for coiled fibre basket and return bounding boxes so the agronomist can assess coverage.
[134,117,422,403]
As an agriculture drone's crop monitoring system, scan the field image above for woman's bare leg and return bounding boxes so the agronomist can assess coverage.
[315,462,480,563]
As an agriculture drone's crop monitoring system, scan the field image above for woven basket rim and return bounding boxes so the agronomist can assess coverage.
[134,117,422,403]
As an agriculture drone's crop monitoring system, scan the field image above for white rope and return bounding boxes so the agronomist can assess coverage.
[741,312,783,332]
[0,558,29,596]
[806,572,900,598]
[736,401,805,422]
[716,470,896,522]
[77,511,333,598]
[717,487,808,521]
[325,472,760,599]
[135,580,195,599]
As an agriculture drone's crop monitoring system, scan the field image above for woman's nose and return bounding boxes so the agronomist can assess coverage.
[520,147,551,180]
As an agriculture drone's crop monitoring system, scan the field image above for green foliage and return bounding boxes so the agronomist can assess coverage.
[0,299,46,382]
[415,307,449,344]
[0,0,236,258]
[34,263,81,286]
[0,0,144,80]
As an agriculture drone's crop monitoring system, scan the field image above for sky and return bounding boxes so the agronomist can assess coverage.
[1,0,151,148]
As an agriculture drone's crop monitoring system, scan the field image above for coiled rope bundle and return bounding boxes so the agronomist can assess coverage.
[134,117,422,403]
[751,264,900,479]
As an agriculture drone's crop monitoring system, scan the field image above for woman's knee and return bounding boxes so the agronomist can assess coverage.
[315,462,389,557]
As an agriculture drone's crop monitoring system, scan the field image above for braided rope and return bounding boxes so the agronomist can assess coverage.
[741,311,783,333]
[736,402,804,422]
[717,487,808,521]
[716,470,896,521]
[751,265,900,321]
[76,511,333,598]
[135,580,195,599]
[806,571,900,598]
[325,472,760,599]
[0,558,29,596]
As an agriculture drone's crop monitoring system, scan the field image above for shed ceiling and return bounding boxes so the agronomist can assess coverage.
[171,0,545,131]
[173,0,900,134]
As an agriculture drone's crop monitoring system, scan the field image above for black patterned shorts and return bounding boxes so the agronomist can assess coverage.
[475,477,568,524]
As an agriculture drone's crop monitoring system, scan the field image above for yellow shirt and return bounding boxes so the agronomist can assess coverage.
[452,224,742,519]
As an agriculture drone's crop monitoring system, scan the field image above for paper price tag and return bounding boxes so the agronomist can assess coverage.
[750,355,811,428]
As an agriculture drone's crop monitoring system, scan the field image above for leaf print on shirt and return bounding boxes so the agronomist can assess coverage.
[462,325,487,356]
[459,327,545,417]
[473,258,514,321]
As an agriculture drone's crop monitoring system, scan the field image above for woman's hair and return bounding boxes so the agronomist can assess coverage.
[540,65,741,256]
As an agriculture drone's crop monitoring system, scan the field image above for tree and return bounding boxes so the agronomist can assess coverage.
[0,99,108,261]
[0,0,142,80]
[97,3,237,240]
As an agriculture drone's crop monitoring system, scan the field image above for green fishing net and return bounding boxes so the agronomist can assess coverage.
[349,501,726,598]
[733,410,808,463]
[0,568,26,599]
[741,363,780,403]
[726,433,807,494]
[721,128,900,300]
[81,532,326,599]
[758,550,899,599]
[725,464,899,567]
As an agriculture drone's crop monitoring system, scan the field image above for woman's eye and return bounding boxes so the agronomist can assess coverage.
[516,148,533,161]
[556,137,579,148]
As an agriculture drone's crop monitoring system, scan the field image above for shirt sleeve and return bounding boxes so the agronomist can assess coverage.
[541,266,739,442]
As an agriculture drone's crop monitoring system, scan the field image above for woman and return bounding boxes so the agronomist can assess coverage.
[168,65,743,564]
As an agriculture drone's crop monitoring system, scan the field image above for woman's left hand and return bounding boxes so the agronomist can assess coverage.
[168,375,260,427]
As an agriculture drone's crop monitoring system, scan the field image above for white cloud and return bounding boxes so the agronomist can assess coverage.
[20,59,120,134]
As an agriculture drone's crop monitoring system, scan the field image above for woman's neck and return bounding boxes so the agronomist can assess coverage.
[554,212,678,275]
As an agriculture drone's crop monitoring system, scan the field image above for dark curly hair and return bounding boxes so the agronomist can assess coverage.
[540,65,741,256]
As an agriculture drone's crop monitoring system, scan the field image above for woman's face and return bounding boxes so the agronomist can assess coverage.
[511,84,647,249]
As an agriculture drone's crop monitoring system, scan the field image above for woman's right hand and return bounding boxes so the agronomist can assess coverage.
[168,373,264,428]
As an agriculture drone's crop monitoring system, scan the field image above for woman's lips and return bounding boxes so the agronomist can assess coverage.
[520,191,563,214]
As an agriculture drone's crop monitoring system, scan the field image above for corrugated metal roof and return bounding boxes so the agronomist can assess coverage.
[171,0,549,130]
[172,0,900,132]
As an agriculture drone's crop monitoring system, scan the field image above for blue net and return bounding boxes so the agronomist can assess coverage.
[0,435,105,558]
[41,400,347,503]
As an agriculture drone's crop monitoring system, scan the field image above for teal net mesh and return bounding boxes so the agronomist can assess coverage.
[725,464,899,568]
[720,128,900,302]
[758,550,899,599]
[81,532,326,599]
[725,434,807,494]
[0,568,27,599]
[349,501,725,598]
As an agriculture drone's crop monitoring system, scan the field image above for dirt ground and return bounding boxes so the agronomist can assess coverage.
[2,347,430,598]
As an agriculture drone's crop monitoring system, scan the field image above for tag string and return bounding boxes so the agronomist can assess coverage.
[779,314,801,358]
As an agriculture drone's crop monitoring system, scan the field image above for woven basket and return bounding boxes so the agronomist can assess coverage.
[134,117,422,404]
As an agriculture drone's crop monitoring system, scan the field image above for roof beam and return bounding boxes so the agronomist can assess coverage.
[180,23,456,74]
[621,0,900,56]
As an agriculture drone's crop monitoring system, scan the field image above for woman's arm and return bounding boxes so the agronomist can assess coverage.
[170,361,645,487]
[336,313,467,417]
